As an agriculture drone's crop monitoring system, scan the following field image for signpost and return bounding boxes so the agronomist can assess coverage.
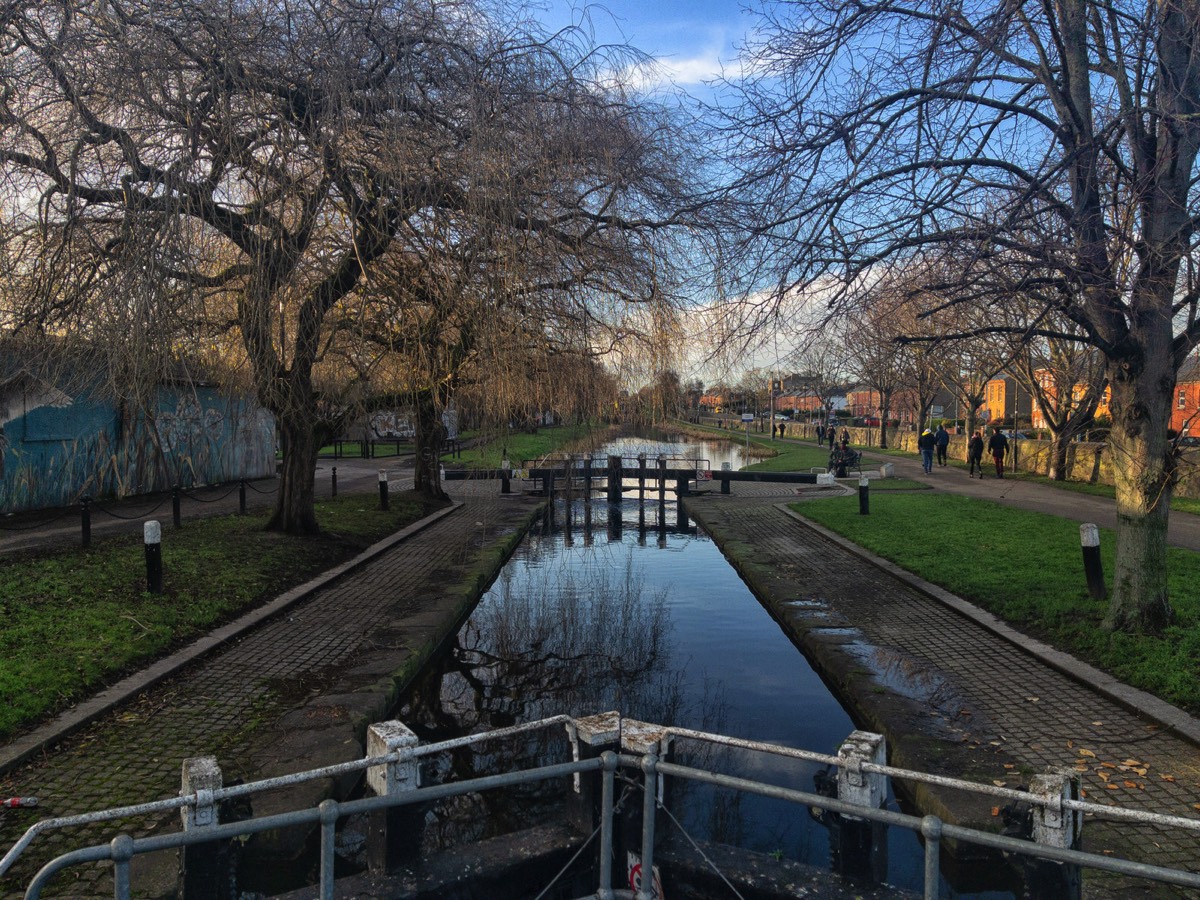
[741,412,753,449]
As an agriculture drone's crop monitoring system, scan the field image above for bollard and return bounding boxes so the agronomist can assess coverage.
[238,481,246,515]
[172,486,182,528]
[378,469,389,511]
[331,465,337,497]
[500,467,511,494]
[366,721,422,872]
[1029,771,1083,899]
[180,756,223,900]
[833,731,889,884]
[858,475,870,515]
[1080,523,1106,599]
[720,461,731,495]
[144,520,163,594]
[80,496,91,548]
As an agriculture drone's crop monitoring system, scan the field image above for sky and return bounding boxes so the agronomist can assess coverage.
[533,0,756,97]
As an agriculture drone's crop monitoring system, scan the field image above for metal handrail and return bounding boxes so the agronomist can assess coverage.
[10,713,1200,898]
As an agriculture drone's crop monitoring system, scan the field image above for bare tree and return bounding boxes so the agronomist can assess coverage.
[722,0,1200,632]
[0,0,710,531]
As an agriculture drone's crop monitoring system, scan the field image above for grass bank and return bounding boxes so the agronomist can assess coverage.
[794,492,1200,715]
[448,422,619,469]
[0,493,436,740]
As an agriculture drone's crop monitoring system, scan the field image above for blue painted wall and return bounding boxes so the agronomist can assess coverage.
[0,382,276,513]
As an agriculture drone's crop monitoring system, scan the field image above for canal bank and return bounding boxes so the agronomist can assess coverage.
[681,482,1200,896]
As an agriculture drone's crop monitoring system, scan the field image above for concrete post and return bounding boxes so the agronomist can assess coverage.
[366,720,422,873]
[879,463,895,478]
[1029,771,1082,899]
[834,731,888,884]
[720,461,732,495]
[180,756,227,900]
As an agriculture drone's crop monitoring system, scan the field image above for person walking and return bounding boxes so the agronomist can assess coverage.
[828,426,836,451]
[967,430,984,477]
[917,428,936,474]
[934,424,950,466]
[816,423,825,444]
[987,427,1010,478]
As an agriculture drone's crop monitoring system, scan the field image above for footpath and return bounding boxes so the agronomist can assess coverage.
[0,443,1197,897]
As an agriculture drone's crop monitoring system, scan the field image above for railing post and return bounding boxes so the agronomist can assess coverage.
[1029,771,1083,899]
[366,721,422,873]
[180,756,225,900]
[637,453,646,502]
[583,456,593,501]
[80,496,91,548]
[834,730,888,884]
[622,720,671,900]
[172,485,182,528]
[607,454,622,504]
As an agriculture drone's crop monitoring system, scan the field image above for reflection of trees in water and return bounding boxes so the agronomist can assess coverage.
[401,548,710,851]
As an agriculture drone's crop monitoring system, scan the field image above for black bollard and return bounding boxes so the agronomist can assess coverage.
[1080,523,1106,599]
[500,467,511,494]
[80,497,91,548]
[331,466,338,497]
[239,481,247,515]
[172,486,182,528]
[144,521,163,594]
[859,476,870,515]
[378,469,389,510]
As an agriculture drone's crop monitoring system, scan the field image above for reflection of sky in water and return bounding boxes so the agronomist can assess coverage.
[404,436,1012,897]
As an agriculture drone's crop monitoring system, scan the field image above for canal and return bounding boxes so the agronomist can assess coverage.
[397,434,1015,898]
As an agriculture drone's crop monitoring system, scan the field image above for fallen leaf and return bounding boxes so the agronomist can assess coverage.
[1078,748,1096,758]
[1003,764,1015,769]
[1161,775,1176,783]
[1106,784,1120,791]
[1123,780,1138,789]
[1091,721,1104,726]
[1025,696,1039,702]
[1080,790,1088,797]
[1193,803,1200,811]
[1101,762,1117,769]
[993,780,1007,787]
[1123,759,1143,767]
[1097,772,1111,782]
[991,807,1000,817]
[1134,767,1148,776]
[1067,740,1074,748]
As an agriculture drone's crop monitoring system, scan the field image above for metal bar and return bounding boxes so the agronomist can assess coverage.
[598,753,615,899]
[922,816,941,900]
[638,752,658,900]
[319,800,337,899]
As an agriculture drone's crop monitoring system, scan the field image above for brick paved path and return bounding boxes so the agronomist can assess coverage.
[683,482,1200,897]
[0,482,537,896]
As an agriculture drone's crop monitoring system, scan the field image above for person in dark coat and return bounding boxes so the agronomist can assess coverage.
[828,427,836,451]
[987,427,1010,478]
[934,424,950,466]
[917,428,936,473]
[967,431,984,477]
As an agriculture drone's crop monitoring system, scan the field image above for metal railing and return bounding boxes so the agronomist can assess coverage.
[7,713,1200,899]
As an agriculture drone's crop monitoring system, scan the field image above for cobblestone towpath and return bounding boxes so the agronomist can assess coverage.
[0,480,540,897]
[682,480,1200,898]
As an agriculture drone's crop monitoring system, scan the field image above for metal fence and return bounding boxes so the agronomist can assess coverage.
[6,712,1200,899]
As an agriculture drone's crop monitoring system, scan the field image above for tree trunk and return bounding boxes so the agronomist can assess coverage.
[1049,436,1070,481]
[1103,355,1176,633]
[268,414,321,534]
[878,395,891,449]
[413,390,450,502]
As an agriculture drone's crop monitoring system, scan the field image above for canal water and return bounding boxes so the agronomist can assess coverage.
[397,434,1016,898]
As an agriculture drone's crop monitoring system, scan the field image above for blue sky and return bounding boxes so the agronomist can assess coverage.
[534,0,755,96]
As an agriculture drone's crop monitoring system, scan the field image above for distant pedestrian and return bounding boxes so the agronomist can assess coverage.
[987,427,1010,478]
[841,428,850,446]
[967,431,984,477]
[934,424,950,466]
[828,427,836,451]
[816,423,825,444]
[917,428,936,474]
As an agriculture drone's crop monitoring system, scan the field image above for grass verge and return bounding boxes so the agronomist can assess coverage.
[794,492,1200,715]
[0,492,437,740]
[446,422,617,469]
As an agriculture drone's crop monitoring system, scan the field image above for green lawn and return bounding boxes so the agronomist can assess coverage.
[446,422,616,468]
[0,493,435,740]
[794,492,1200,714]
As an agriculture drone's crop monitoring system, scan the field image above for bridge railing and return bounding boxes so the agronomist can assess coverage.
[7,712,1200,899]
